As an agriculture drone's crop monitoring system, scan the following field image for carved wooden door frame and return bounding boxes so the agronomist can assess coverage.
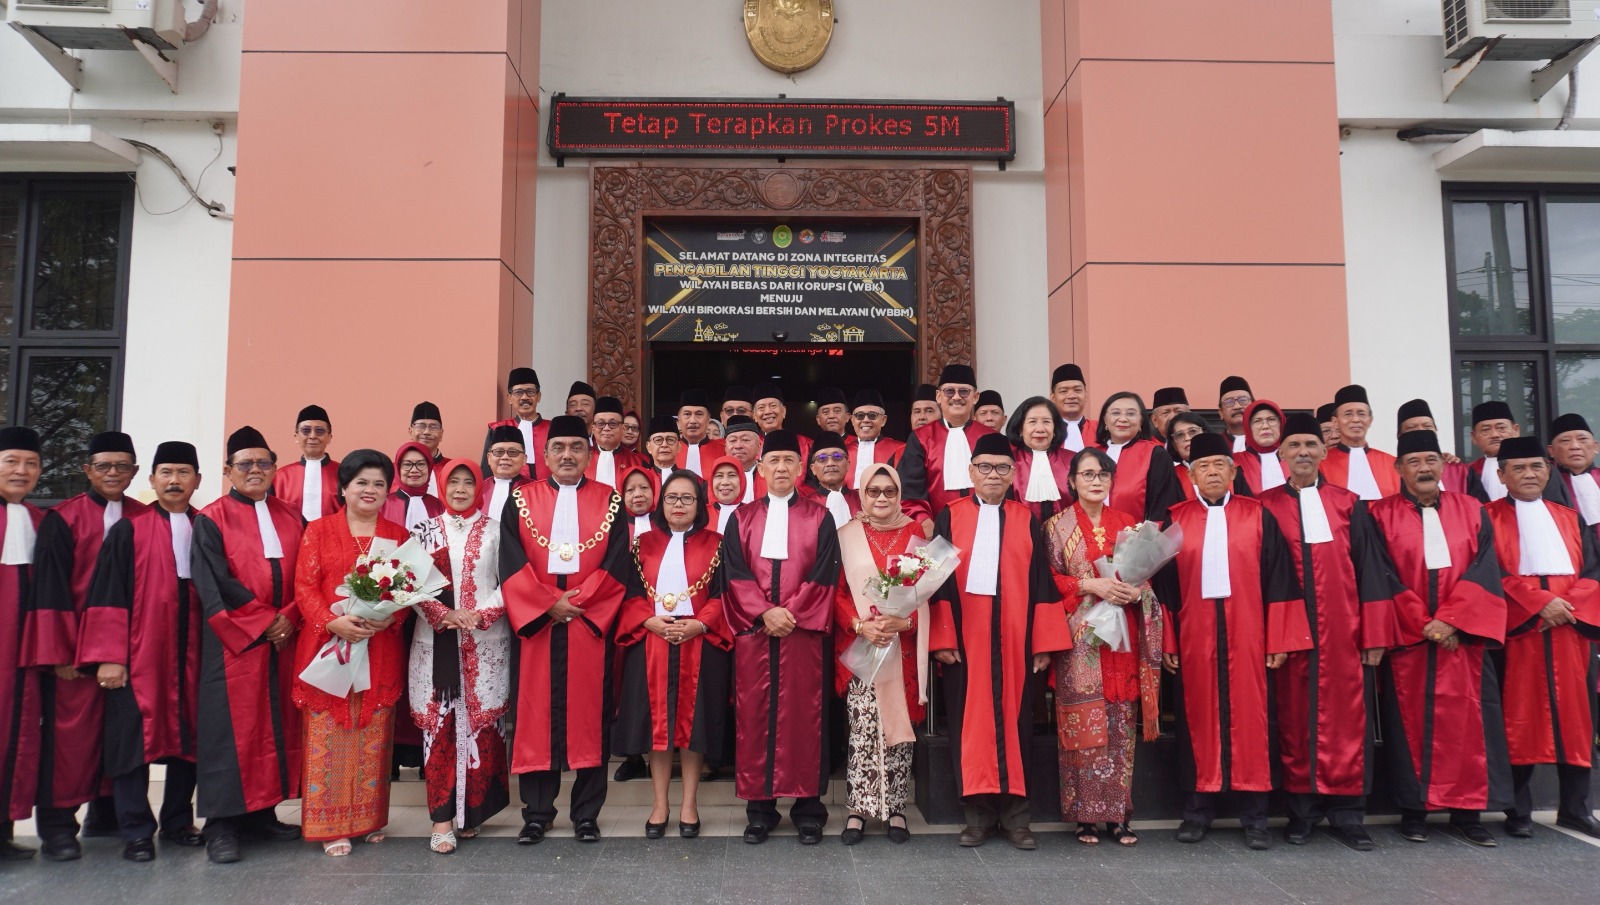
[586,162,976,415]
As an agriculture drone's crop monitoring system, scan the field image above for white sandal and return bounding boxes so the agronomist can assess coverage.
[429,831,457,854]
[322,839,352,857]
[364,831,386,844]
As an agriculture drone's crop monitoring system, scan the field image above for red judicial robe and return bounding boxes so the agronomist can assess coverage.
[614,528,733,755]
[1258,482,1421,797]
[0,502,45,820]
[1369,490,1511,812]
[898,419,998,514]
[1155,495,1310,793]
[1174,463,1197,502]
[477,472,533,515]
[1321,445,1400,500]
[844,435,906,489]
[1234,449,1288,497]
[1060,417,1099,451]
[929,497,1070,797]
[482,417,549,482]
[1101,438,1182,524]
[720,494,840,801]
[79,507,202,780]
[798,483,862,526]
[23,491,147,808]
[380,488,444,534]
[586,446,649,490]
[674,438,726,479]
[191,490,305,818]
[498,478,630,773]
[1008,444,1075,522]
[271,457,341,518]
[1442,460,1485,499]
[1485,498,1600,767]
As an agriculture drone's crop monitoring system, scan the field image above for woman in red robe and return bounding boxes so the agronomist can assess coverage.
[1094,391,1182,524]
[292,450,411,856]
[708,456,747,535]
[1005,396,1075,522]
[1165,412,1210,503]
[620,465,660,541]
[1233,400,1288,495]
[615,471,732,838]
[1045,448,1162,846]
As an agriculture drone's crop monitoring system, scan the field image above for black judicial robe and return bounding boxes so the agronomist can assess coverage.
[23,491,147,808]
[191,490,304,819]
[499,477,630,773]
[929,498,1069,798]
[0,502,44,820]
[899,419,998,514]
[721,495,840,801]
[78,507,201,778]
[1368,489,1511,812]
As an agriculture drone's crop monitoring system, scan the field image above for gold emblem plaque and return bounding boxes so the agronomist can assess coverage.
[744,0,835,74]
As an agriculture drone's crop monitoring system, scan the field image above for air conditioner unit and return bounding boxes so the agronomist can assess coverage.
[1443,0,1600,60]
[7,0,185,52]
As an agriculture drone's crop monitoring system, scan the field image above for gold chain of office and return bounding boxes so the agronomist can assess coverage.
[631,543,721,613]
[514,489,619,563]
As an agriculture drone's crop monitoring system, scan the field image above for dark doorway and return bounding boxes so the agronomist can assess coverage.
[649,343,918,440]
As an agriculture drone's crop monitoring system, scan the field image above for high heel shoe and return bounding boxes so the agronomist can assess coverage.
[645,819,667,839]
[678,820,701,838]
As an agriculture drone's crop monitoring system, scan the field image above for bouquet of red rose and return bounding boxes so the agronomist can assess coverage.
[298,536,449,698]
[841,535,961,685]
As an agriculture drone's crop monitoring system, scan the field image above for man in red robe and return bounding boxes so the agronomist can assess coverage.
[719,385,754,426]
[0,428,45,861]
[191,426,305,864]
[930,433,1070,850]
[78,441,205,862]
[498,416,630,844]
[800,433,861,529]
[584,396,647,490]
[973,390,1006,432]
[1049,363,1097,452]
[1466,401,1519,504]
[566,380,597,426]
[1321,385,1399,501]
[910,384,939,433]
[1218,376,1255,453]
[1546,413,1599,519]
[1397,399,1484,498]
[1150,386,1190,442]
[480,425,534,518]
[752,383,812,463]
[482,367,549,481]
[815,386,850,435]
[844,389,904,489]
[270,405,339,521]
[721,417,766,502]
[1484,435,1600,838]
[23,430,147,860]
[900,364,998,515]
[406,401,447,496]
[1259,415,1422,851]
[1156,431,1309,850]
[673,389,725,479]
[1369,429,1510,846]
[719,430,840,845]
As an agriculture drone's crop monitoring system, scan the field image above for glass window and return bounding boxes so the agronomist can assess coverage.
[29,189,123,333]
[1546,197,1600,343]
[0,184,17,339]
[1556,352,1600,422]
[1450,199,1533,337]
[25,353,112,500]
[1457,357,1539,454]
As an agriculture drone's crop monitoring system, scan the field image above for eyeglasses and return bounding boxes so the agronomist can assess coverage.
[1075,471,1111,483]
[89,462,136,475]
[410,421,442,432]
[399,461,431,472]
[297,426,329,437]
[973,463,1013,476]
[488,447,524,458]
[1220,395,1253,409]
[592,419,623,429]
[662,494,697,505]
[813,452,847,463]
[1171,429,1204,443]
[649,436,678,446]
[863,486,897,498]
[940,387,973,400]
[852,411,885,421]
[231,459,273,472]
[510,389,540,399]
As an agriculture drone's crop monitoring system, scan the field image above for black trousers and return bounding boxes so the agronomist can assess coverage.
[35,793,116,842]
[1399,807,1482,825]
[1285,792,1366,828]
[201,806,280,842]
[112,761,197,843]
[1510,763,1593,822]
[746,796,827,830]
[961,793,1030,831]
[519,766,607,826]
[1184,791,1269,830]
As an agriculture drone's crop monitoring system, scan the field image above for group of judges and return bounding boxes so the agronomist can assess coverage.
[0,361,1597,865]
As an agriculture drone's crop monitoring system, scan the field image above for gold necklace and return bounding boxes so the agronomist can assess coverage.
[631,540,722,613]
[514,486,619,562]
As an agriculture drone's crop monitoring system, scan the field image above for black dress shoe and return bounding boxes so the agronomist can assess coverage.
[1175,820,1208,844]
[122,839,156,863]
[516,822,547,845]
[742,823,770,845]
[1503,816,1535,838]
[245,818,301,842]
[886,814,910,845]
[159,826,206,847]
[575,819,601,842]
[1556,814,1600,838]
[644,820,667,840]
[613,756,647,782]
[840,817,865,846]
[0,839,35,861]
[1452,822,1497,847]
[1284,817,1314,845]
[797,824,823,845]
[40,837,81,862]
[678,820,700,839]
[1332,824,1376,851]
[205,835,240,865]
[1245,827,1272,851]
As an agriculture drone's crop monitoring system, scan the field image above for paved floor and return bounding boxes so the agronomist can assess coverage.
[4,815,1600,905]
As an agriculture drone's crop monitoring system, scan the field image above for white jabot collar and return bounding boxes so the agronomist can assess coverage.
[489,478,513,523]
[548,482,581,575]
[1481,457,1507,501]
[685,442,702,475]
[1,503,35,565]
[941,420,974,492]
[1345,446,1382,501]
[964,499,1002,595]
[1025,449,1061,502]
[823,488,852,528]
[169,509,194,579]
[715,503,735,534]
[1231,433,1247,453]
[1420,503,1452,570]
[517,420,536,456]
[1258,451,1286,490]
[853,439,876,488]
[301,457,324,522]
[1105,440,1127,463]
[1061,419,1085,452]
[655,530,693,617]
[403,493,431,536]
[596,449,616,488]
[633,513,652,536]
[1514,498,1575,576]
[254,499,284,559]
[1570,470,1600,525]
[102,498,122,538]
[742,466,758,503]
[1200,493,1233,599]
[1295,483,1333,544]
[760,492,793,560]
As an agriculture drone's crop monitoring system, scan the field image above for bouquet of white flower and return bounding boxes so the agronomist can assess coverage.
[1082,520,1183,651]
[841,536,961,685]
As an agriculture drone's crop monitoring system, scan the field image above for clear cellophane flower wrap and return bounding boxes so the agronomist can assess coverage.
[840,535,961,685]
[298,535,451,698]
[1083,521,1184,652]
